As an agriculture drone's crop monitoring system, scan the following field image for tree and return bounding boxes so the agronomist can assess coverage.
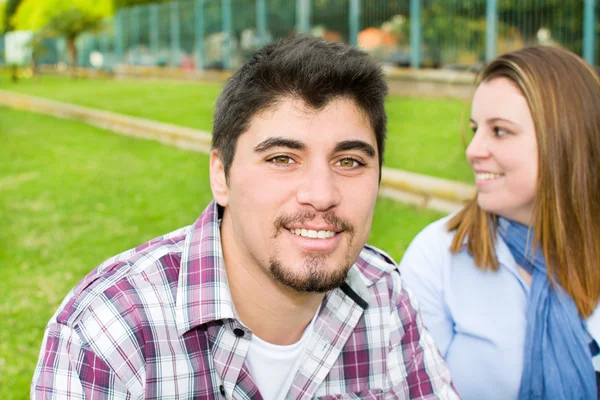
[11,0,112,31]
[2,0,21,33]
[45,9,106,75]
[0,1,5,33]
[11,0,112,75]
[113,0,171,11]
[25,30,51,79]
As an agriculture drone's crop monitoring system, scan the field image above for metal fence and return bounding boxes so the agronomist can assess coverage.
[0,35,4,64]
[2,0,599,70]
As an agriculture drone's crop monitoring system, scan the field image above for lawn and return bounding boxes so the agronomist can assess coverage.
[0,107,444,399]
[0,74,474,183]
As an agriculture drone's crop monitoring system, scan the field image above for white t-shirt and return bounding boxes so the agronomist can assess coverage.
[246,309,319,400]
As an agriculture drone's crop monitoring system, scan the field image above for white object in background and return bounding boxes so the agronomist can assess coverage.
[90,51,104,69]
[5,30,34,65]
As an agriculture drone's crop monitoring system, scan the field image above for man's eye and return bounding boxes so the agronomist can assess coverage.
[269,155,294,165]
[338,158,362,168]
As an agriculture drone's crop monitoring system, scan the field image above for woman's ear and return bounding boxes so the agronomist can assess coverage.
[210,150,229,207]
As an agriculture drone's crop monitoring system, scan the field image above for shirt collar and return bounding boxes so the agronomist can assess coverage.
[175,200,237,336]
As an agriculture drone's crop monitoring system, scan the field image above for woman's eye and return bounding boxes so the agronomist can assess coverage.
[494,127,509,137]
[270,155,294,165]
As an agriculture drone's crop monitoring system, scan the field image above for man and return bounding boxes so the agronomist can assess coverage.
[32,36,457,399]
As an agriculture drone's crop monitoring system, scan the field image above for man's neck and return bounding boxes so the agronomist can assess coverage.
[226,261,324,345]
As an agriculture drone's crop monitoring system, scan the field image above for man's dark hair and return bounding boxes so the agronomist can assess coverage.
[211,35,388,180]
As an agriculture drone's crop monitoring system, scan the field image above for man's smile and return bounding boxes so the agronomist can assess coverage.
[288,228,336,239]
[282,225,344,252]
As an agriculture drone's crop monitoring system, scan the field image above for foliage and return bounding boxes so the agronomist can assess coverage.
[10,0,112,31]
[497,0,584,54]
[11,0,112,71]
[113,0,171,11]
[2,0,21,33]
[25,30,51,76]
[43,8,106,43]
[0,1,5,33]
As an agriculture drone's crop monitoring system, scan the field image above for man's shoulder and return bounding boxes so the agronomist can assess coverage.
[360,244,397,271]
[350,244,398,289]
[54,225,192,328]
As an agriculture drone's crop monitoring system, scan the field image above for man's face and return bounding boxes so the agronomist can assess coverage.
[211,97,380,293]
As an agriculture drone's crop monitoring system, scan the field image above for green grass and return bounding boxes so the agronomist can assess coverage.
[0,107,443,399]
[0,75,473,183]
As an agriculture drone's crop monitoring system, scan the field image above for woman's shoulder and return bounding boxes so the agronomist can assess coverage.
[399,213,461,272]
[409,213,459,249]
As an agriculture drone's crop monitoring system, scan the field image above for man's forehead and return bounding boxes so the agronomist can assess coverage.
[246,97,376,148]
[254,96,371,126]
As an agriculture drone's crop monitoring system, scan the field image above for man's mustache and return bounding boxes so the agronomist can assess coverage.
[272,209,355,238]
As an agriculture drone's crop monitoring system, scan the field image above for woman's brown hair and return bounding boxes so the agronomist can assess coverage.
[448,45,600,317]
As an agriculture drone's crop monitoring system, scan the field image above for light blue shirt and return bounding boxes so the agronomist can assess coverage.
[399,215,600,400]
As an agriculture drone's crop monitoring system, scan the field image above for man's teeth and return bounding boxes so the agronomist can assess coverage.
[289,228,335,239]
[475,172,503,181]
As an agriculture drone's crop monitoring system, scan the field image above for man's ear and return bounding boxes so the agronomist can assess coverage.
[210,150,229,207]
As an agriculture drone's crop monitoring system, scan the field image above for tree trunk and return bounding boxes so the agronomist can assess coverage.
[31,54,39,81]
[10,64,18,83]
[67,39,78,79]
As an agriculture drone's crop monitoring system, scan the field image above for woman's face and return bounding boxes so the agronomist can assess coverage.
[467,77,539,225]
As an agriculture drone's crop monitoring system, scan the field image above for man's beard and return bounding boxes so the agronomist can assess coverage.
[269,209,356,293]
[268,252,353,292]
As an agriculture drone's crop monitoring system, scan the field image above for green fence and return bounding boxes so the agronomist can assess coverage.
[3,0,599,70]
[0,35,4,64]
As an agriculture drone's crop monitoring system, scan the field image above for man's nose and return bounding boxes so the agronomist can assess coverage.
[295,163,341,212]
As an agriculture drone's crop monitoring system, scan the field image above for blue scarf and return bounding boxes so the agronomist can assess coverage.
[497,217,595,400]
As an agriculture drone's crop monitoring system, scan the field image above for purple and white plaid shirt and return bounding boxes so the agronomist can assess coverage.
[32,201,458,399]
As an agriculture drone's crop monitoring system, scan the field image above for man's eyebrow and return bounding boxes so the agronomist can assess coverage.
[334,140,376,158]
[253,137,306,153]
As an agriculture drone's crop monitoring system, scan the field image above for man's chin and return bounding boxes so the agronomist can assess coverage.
[268,258,351,293]
[273,274,348,293]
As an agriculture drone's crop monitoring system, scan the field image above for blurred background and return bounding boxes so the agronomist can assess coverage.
[0,0,597,74]
[1,1,597,399]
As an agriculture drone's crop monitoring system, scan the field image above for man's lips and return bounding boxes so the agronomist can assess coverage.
[273,209,354,242]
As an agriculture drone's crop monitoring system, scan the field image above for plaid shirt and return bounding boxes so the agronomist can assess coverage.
[32,201,458,399]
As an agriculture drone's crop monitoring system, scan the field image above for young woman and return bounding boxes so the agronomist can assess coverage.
[400,45,600,400]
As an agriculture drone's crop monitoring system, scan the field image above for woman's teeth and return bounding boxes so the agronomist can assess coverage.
[475,172,503,181]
